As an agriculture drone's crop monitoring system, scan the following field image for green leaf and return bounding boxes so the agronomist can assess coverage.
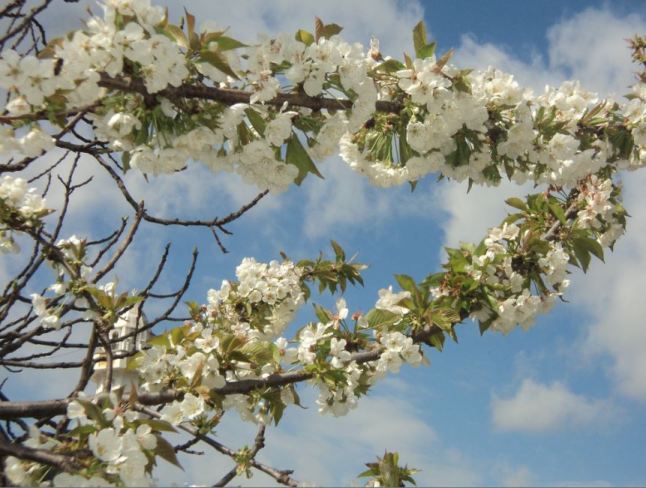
[572,240,591,272]
[608,127,635,159]
[148,334,170,349]
[505,197,528,211]
[479,319,492,335]
[447,325,459,343]
[264,389,287,425]
[412,21,428,58]
[574,236,604,262]
[364,308,400,328]
[183,8,198,50]
[548,202,567,224]
[313,304,333,323]
[127,353,143,370]
[375,58,406,73]
[330,240,345,261]
[291,386,304,408]
[201,30,225,45]
[314,18,343,42]
[190,361,204,388]
[241,341,274,365]
[244,108,266,136]
[164,25,188,49]
[358,467,379,478]
[427,332,445,351]
[503,213,524,224]
[422,272,445,288]
[295,29,315,46]
[394,274,417,295]
[417,41,436,59]
[285,134,323,184]
[320,23,343,40]
[435,48,454,70]
[403,52,413,69]
[271,397,287,425]
[380,452,400,487]
[122,151,131,172]
[213,36,247,51]
[155,434,183,469]
[399,122,415,165]
[200,50,239,79]
[139,418,177,433]
[452,69,473,93]
[237,122,252,145]
[76,400,104,425]
[228,350,251,363]
[85,287,112,310]
[431,306,460,331]
[314,17,324,42]
[184,9,195,36]
[169,324,190,348]
[67,424,96,437]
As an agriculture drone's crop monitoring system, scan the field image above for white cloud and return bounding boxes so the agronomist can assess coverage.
[274,393,439,485]
[496,464,535,488]
[302,157,437,238]
[171,0,423,56]
[491,378,615,433]
[35,0,423,57]
[456,35,559,92]
[123,163,282,221]
[555,480,612,488]
[432,179,532,255]
[546,8,646,97]
[456,7,645,96]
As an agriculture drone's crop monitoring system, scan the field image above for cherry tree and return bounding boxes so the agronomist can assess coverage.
[0,0,644,485]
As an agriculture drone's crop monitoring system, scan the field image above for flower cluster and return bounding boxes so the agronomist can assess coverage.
[137,331,226,397]
[5,428,60,487]
[479,223,567,334]
[30,292,62,330]
[135,258,304,425]
[0,126,55,159]
[427,177,628,336]
[0,176,48,253]
[208,257,305,339]
[2,0,642,196]
[132,257,429,425]
[314,360,363,417]
[28,235,142,334]
[294,297,424,417]
[446,224,571,335]
[373,331,423,377]
[575,175,626,247]
[6,392,171,487]
[375,286,412,316]
[339,73,641,188]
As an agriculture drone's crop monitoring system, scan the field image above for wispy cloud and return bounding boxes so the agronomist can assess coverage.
[491,378,616,433]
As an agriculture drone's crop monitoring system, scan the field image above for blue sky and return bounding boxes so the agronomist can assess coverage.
[4,0,646,486]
